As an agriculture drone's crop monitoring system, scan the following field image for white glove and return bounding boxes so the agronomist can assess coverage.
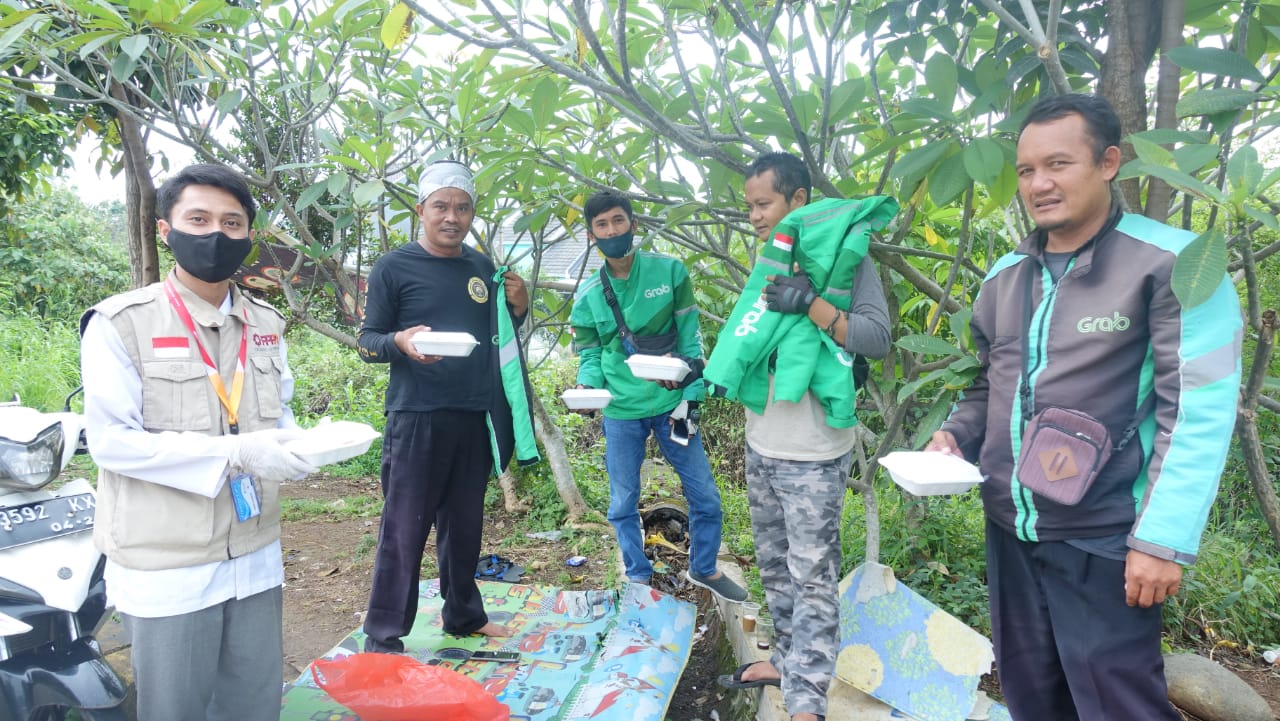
[223,428,316,483]
[669,401,699,447]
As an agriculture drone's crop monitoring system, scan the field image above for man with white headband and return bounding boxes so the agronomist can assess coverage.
[358,159,535,649]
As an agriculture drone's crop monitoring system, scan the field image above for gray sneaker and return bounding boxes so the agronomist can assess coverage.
[685,570,748,603]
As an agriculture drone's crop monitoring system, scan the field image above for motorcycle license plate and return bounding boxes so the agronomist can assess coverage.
[0,493,95,551]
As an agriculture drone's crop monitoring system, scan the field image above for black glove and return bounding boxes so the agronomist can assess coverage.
[671,354,706,389]
[764,272,817,314]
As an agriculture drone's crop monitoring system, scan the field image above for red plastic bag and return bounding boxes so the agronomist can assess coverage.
[312,653,510,721]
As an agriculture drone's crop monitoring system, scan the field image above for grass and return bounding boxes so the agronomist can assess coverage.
[280,495,383,522]
[0,313,83,411]
[353,532,377,561]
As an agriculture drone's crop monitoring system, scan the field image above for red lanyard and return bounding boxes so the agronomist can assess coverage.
[164,279,248,434]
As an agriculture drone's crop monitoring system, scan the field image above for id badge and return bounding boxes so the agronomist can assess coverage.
[229,472,262,522]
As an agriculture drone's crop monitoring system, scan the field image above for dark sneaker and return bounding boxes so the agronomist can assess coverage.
[363,637,405,654]
[685,570,748,603]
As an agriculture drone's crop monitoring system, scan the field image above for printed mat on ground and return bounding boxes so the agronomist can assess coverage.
[281,579,696,721]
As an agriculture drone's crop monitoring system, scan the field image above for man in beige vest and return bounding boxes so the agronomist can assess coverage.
[80,164,314,721]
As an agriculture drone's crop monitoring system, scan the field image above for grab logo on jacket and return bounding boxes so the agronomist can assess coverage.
[1077,312,1131,333]
[735,295,769,336]
[644,284,672,299]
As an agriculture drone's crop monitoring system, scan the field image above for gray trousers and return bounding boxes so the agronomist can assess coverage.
[745,444,850,718]
[123,586,284,721]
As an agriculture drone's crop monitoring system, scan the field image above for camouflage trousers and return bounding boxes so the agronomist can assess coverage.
[744,444,851,718]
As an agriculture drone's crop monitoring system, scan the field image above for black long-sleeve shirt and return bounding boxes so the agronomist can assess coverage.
[358,242,518,413]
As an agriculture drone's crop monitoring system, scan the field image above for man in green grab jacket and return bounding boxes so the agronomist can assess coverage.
[569,190,746,602]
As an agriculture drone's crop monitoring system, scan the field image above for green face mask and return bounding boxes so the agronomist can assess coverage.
[596,230,635,259]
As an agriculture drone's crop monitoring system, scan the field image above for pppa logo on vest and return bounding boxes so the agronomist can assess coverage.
[1076,312,1130,333]
[644,284,671,299]
[253,333,280,347]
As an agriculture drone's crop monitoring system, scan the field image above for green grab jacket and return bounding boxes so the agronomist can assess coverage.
[492,267,540,470]
[570,251,705,420]
[703,197,898,427]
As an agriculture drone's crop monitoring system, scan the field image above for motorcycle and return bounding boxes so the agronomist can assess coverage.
[0,392,129,721]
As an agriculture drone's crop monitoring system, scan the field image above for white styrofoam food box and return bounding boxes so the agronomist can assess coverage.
[410,331,479,357]
[879,451,983,496]
[285,421,381,466]
[561,388,614,410]
[624,354,691,382]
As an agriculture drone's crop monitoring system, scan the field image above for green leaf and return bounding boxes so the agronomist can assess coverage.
[897,367,950,403]
[924,53,958,107]
[295,180,328,211]
[1226,145,1263,196]
[1127,129,1212,146]
[1171,228,1227,308]
[70,30,119,59]
[110,52,137,80]
[1172,143,1219,174]
[1243,205,1279,232]
[352,179,384,207]
[899,98,956,123]
[327,173,350,195]
[1166,46,1266,84]
[928,151,969,206]
[962,138,1004,186]
[213,88,244,116]
[896,333,963,357]
[911,395,955,450]
[987,163,1019,207]
[531,77,559,130]
[891,139,955,181]
[1176,88,1259,118]
[1129,135,1175,167]
[380,2,411,49]
[119,34,149,61]
[1119,161,1226,204]
[0,13,42,56]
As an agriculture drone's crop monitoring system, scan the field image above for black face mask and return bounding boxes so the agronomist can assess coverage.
[596,230,635,259]
[165,228,252,283]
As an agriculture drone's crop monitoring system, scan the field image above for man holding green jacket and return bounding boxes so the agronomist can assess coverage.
[569,190,745,602]
[705,153,894,721]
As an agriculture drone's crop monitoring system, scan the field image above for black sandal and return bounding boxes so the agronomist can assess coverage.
[717,662,781,689]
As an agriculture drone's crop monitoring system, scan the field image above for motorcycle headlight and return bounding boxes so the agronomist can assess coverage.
[0,421,65,491]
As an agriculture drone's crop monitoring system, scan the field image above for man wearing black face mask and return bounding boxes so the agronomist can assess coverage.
[80,164,312,721]
[568,191,745,602]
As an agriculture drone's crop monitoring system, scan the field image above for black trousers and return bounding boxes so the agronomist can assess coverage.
[364,410,493,649]
[986,520,1180,721]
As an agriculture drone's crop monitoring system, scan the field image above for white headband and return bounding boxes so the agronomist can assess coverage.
[417,161,476,204]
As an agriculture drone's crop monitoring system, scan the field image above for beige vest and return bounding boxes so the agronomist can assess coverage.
[90,276,287,570]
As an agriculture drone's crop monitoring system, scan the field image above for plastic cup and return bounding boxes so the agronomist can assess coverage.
[755,617,774,650]
[740,602,760,633]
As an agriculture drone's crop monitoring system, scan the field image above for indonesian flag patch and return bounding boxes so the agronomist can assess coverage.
[771,231,794,253]
[151,336,190,359]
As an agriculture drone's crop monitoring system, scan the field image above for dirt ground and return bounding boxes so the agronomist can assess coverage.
[277,474,1280,721]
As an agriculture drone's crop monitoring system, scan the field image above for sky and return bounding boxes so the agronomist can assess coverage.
[60,131,195,205]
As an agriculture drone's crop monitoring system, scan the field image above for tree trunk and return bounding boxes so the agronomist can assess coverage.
[529,393,594,524]
[110,82,159,287]
[498,469,531,513]
[1100,0,1161,211]
[1237,310,1280,550]
[1147,0,1186,222]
